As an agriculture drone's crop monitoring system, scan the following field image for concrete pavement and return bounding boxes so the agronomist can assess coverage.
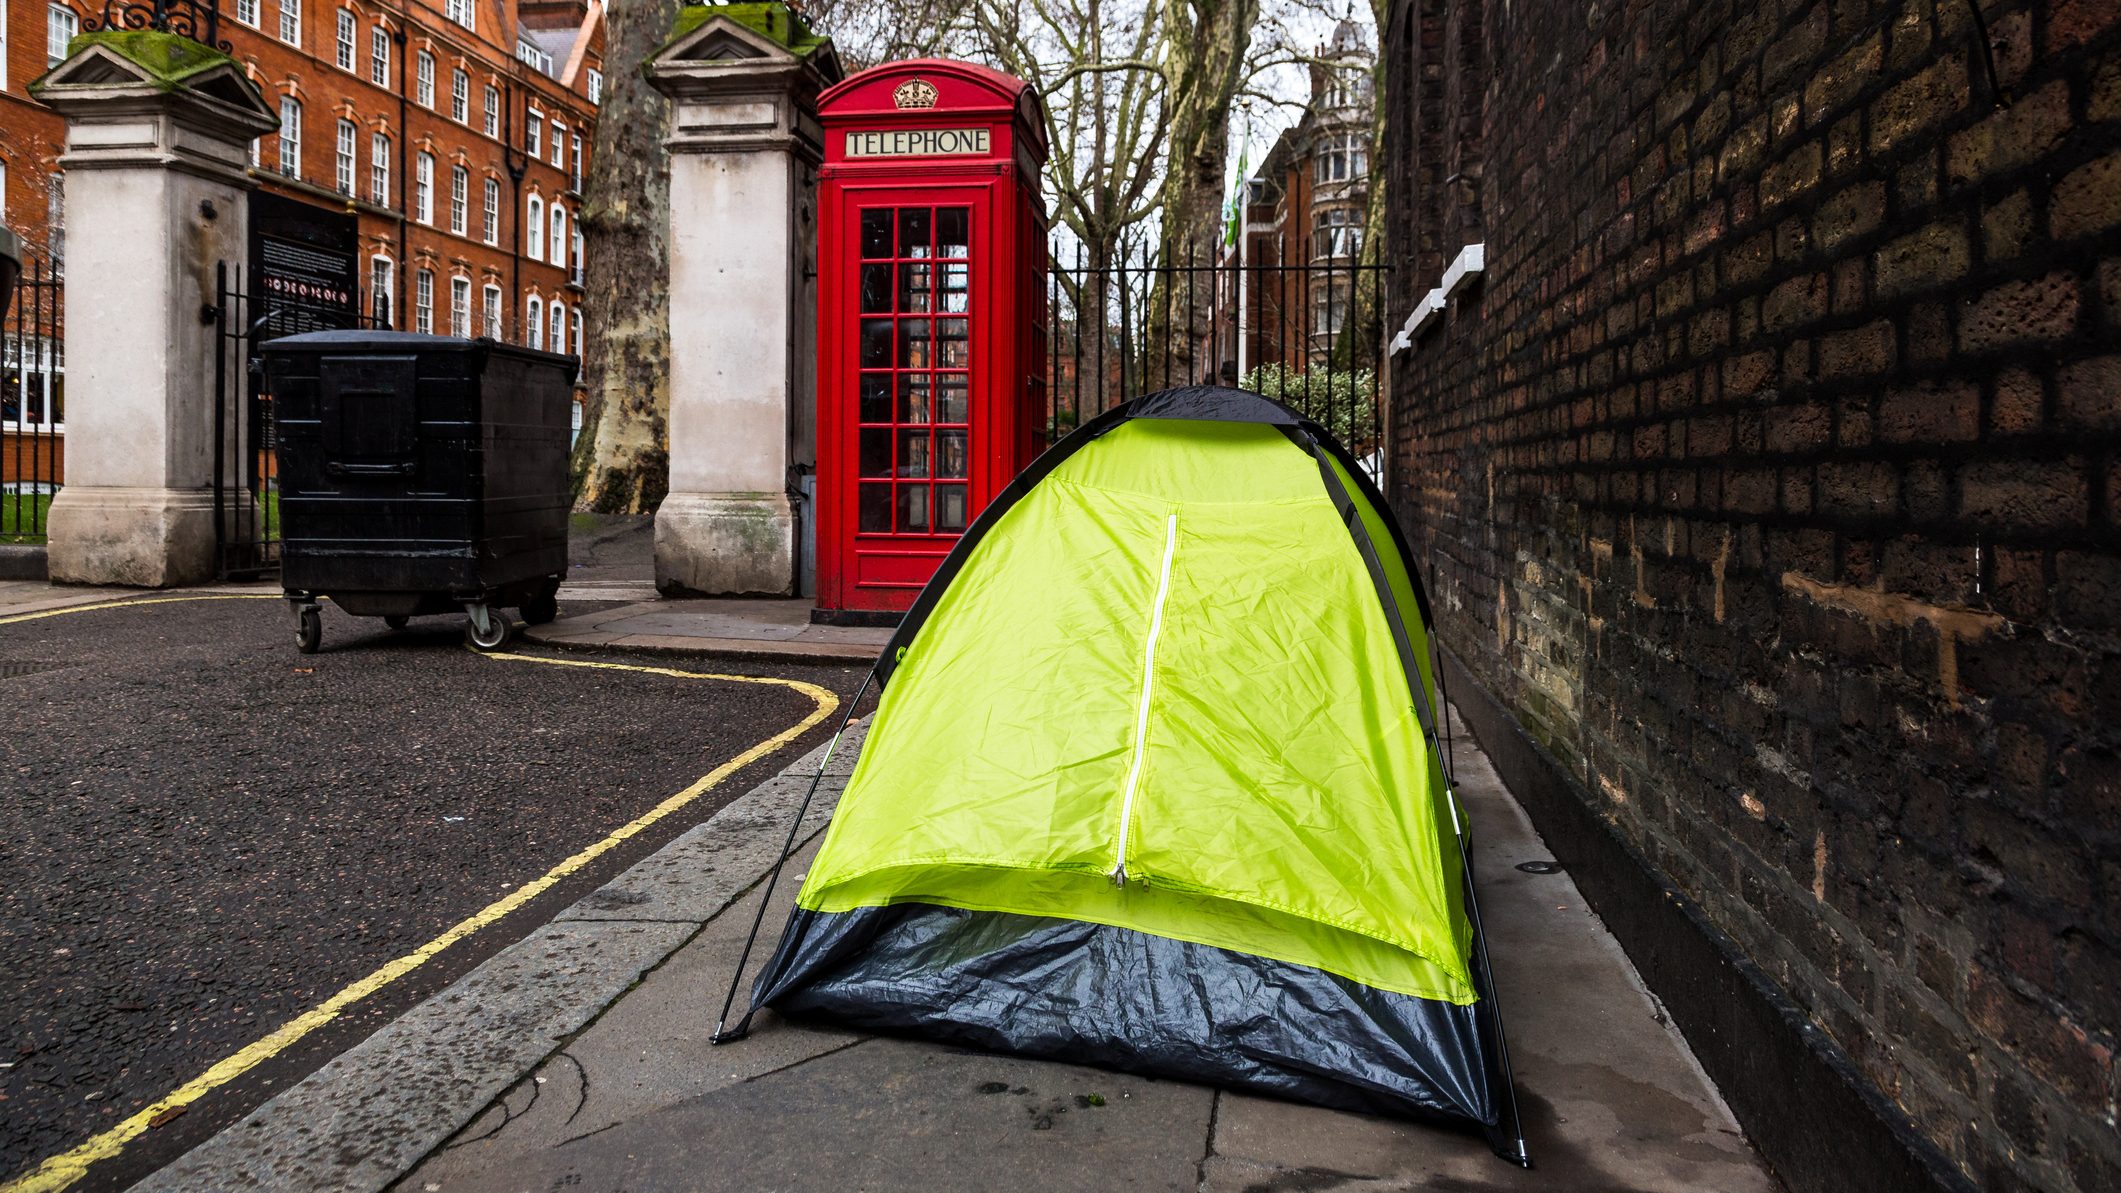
[140,698,1781,1193]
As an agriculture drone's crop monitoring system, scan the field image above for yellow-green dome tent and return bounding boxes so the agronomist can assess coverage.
[729,387,1526,1163]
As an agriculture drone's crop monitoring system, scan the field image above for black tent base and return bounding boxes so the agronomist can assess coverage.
[753,902,1529,1166]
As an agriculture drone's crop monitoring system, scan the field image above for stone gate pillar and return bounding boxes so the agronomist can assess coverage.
[646,3,840,595]
[31,31,278,587]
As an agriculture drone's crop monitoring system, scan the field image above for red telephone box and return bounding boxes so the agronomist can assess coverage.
[814,60,1049,617]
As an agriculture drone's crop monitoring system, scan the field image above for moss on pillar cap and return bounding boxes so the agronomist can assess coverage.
[52,30,238,91]
[661,2,833,59]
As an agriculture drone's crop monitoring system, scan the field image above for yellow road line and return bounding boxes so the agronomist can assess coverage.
[2,609,840,1193]
[0,593,282,626]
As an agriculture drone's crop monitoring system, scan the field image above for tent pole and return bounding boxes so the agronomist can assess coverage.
[710,667,878,1045]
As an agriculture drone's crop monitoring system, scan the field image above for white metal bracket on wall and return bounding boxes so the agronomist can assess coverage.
[1389,243,1484,354]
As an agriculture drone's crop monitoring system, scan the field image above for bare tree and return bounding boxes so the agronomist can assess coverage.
[570,0,683,513]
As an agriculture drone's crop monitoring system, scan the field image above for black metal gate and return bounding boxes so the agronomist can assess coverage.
[1046,235,1389,473]
[4,254,63,544]
[209,261,367,578]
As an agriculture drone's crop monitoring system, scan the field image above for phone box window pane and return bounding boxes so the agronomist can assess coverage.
[940,263,969,312]
[937,319,969,368]
[897,374,931,424]
[859,375,891,423]
[897,319,931,368]
[860,319,892,368]
[937,374,968,423]
[937,208,969,257]
[936,484,967,532]
[859,265,891,313]
[858,483,892,533]
[897,264,932,313]
[860,210,892,258]
[858,429,891,477]
[897,430,930,477]
[899,208,932,258]
[897,485,930,533]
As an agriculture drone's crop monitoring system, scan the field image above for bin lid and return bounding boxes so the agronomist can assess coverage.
[258,330,575,370]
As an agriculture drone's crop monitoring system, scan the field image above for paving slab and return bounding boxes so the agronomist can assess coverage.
[525,598,893,663]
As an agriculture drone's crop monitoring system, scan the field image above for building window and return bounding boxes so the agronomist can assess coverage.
[526,295,543,349]
[571,223,583,285]
[333,9,354,69]
[369,26,388,86]
[1313,207,1361,259]
[549,121,564,168]
[234,0,260,27]
[572,308,583,360]
[482,284,502,338]
[516,40,552,74]
[449,276,470,336]
[1314,132,1367,185]
[450,68,469,122]
[569,131,582,192]
[586,69,601,105]
[370,256,394,327]
[277,0,299,46]
[414,151,433,224]
[482,84,499,137]
[549,300,565,355]
[278,96,302,178]
[449,164,467,235]
[525,110,542,158]
[47,4,77,66]
[443,0,472,31]
[413,269,433,333]
[415,50,435,107]
[46,174,65,267]
[525,195,544,261]
[369,132,390,204]
[334,119,356,194]
[548,205,565,271]
[482,177,499,245]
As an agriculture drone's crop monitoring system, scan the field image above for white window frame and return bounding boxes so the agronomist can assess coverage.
[415,49,435,107]
[516,40,552,74]
[548,204,565,270]
[449,275,470,337]
[414,151,433,224]
[333,8,354,70]
[571,223,583,285]
[278,96,302,179]
[525,109,542,158]
[482,284,502,338]
[334,118,356,194]
[586,68,601,105]
[277,0,299,46]
[481,176,499,245]
[572,308,583,360]
[549,120,564,167]
[448,164,467,235]
[369,132,389,204]
[369,26,388,86]
[525,295,543,349]
[234,0,259,27]
[443,0,472,32]
[482,84,499,138]
[569,131,582,191]
[450,68,469,122]
[369,255,394,328]
[525,195,544,262]
[548,300,565,355]
[414,268,433,334]
[47,3,77,66]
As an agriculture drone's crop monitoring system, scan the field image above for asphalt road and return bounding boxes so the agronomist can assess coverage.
[0,596,863,1190]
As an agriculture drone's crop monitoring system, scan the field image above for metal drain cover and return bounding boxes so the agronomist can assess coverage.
[1515,859,1562,875]
[0,661,67,680]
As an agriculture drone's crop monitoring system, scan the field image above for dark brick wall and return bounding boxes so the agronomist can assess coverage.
[1379,1,2120,1190]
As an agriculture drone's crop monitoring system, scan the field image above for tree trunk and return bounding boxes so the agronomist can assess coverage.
[570,0,681,514]
[1147,0,1257,383]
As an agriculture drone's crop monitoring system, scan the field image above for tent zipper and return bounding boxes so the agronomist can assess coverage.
[1112,512,1179,887]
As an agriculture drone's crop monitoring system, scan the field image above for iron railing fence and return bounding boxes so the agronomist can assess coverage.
[3,255,63,544]
[211,260,372,578]
[1046,236,1389,473]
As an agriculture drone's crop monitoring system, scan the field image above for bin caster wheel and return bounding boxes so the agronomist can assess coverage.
[465,604,512,652]
[384,615,409,631]
[521,592,557,627]
[295,606,323,654]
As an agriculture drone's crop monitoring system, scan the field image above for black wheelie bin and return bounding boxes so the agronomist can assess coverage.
[260,331,576,653]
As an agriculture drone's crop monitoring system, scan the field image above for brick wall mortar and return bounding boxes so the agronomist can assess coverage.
[1384,0,2121,1189]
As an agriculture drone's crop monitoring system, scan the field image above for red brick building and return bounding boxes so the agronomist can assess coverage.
[1,0,603,472]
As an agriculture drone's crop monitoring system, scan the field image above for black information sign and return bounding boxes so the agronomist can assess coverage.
[248,191,361,337]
